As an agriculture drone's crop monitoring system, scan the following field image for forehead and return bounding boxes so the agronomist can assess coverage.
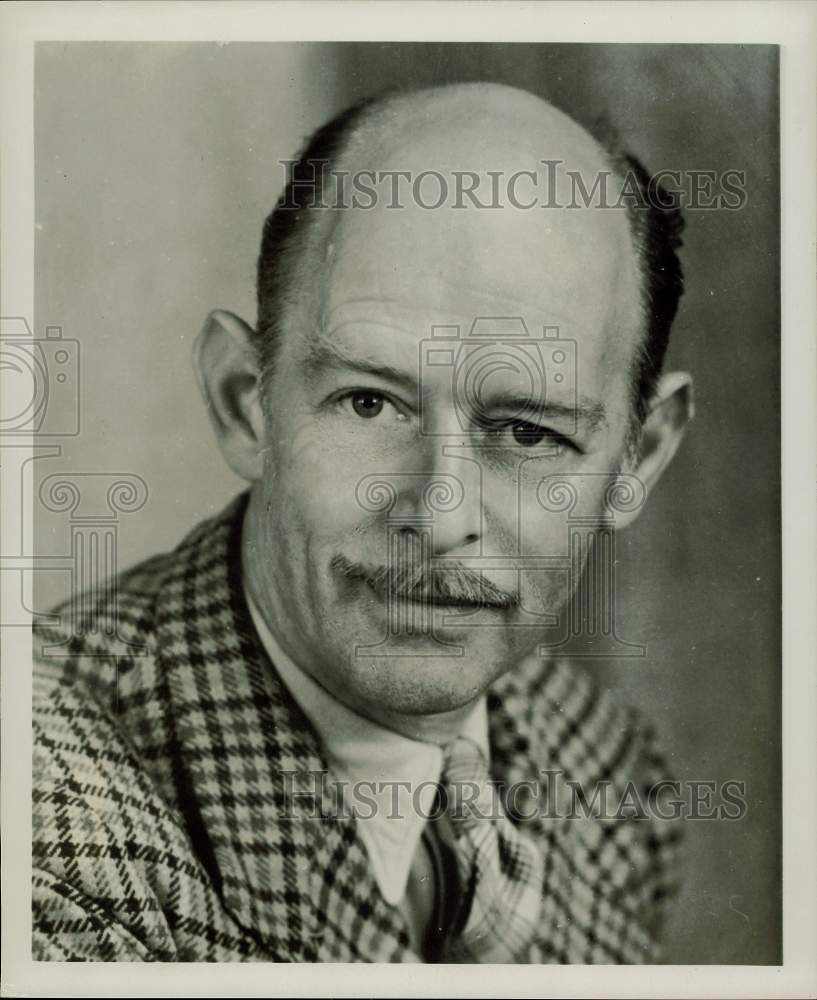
[331,192,636,331]
[301,209,639,407]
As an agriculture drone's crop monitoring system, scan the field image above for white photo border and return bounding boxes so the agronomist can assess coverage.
[1,2,814,997]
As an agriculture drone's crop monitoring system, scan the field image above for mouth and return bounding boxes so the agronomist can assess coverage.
[365,582,509,611]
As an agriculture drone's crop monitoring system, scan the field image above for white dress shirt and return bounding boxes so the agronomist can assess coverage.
[243,585,489,907]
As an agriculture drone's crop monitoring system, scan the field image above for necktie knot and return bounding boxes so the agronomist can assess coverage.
[443,735,489,786]
[441,737,497,829]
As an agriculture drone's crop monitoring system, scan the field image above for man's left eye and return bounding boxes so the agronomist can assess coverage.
[509,421,556,447]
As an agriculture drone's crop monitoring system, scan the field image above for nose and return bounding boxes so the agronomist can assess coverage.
[389,441,483,556]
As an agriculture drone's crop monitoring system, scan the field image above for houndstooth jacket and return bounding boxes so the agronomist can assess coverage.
[33,492,681,963]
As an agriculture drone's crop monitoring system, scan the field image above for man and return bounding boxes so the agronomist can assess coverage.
[33,82,693,962]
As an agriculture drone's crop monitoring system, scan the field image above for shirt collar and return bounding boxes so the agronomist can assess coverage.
[243,583,489,905]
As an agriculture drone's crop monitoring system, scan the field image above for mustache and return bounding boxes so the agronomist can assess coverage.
[331,554,518,609]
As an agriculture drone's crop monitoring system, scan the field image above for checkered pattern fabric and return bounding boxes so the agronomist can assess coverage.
[442,737,544,963]
[33,491,683,963]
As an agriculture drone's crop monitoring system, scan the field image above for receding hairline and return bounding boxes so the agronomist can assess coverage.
[271,81,644,318]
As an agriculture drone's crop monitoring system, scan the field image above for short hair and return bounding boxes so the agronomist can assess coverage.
[255,90,685,428]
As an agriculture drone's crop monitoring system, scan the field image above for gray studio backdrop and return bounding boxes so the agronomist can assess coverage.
[33,42,780,964]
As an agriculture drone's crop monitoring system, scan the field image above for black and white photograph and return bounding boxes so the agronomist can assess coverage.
[1,2,815,996]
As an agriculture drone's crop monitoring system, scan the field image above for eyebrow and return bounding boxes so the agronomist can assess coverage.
[303,340,420,395]
[303,340,608,430]
[487,392,608,430]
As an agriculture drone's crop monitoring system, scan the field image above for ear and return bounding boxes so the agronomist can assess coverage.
[193,309,267,482]
[614,371,694,529]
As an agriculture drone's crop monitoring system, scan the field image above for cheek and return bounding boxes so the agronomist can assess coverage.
[486,472,612,600]
[263,421,382,543]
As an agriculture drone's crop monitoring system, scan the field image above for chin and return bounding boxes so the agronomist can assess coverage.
[340,642,512,718]
[319,597,541,719]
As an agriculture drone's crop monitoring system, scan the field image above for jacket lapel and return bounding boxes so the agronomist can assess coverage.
[151,494,414,962]
[489,653,661,963]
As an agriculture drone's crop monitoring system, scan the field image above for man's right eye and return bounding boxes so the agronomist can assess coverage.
[333,389,410,427]
[350,392,385,418]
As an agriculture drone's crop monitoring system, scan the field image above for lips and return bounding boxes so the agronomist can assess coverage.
[368,583,505,611]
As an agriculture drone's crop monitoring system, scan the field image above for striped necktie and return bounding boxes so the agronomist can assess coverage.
[441,736,544,963]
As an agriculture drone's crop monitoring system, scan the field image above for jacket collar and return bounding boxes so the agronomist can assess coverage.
[151,493,413,960]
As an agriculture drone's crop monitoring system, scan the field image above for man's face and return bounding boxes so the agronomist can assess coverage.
[244,120,644,727]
